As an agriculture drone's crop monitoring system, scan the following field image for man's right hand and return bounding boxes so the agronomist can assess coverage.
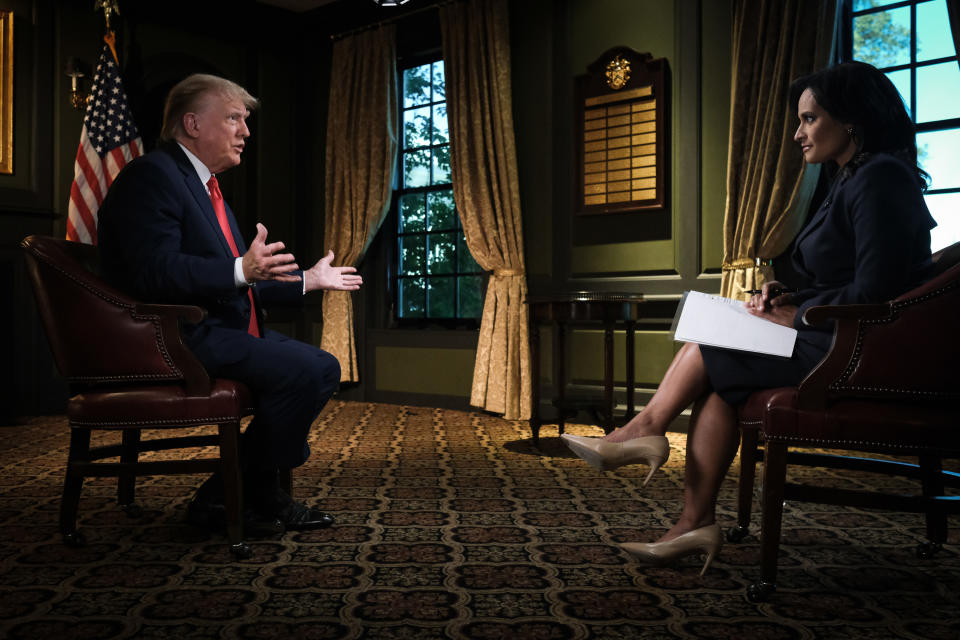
[241,223,301,283]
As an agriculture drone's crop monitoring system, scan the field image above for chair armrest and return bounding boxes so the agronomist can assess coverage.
[136,303,206,325]
[796,305,884,409]
[134,304,211,396]
[802,303,891,326]
[798,271,960,409]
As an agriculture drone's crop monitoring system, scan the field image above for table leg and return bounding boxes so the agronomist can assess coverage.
[604,321,614,434]
[529,318,541,444]
[625,319,636,421]
[556,320,566,436]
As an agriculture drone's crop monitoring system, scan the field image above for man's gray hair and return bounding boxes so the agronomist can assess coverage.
[160,73,259,142]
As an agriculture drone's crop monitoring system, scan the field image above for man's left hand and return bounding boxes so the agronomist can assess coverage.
[303,250,363,293]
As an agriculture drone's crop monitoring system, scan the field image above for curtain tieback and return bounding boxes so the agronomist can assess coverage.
[721,257,774,271]
[492,268,524,277]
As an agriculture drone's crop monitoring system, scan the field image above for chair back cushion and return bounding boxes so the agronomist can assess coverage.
[21,235,187,384]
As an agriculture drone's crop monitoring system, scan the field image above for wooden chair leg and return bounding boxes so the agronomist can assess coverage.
[118,429,141,515]
[219,422,250,559]
[729,428,759,542]
[61,428,90,547]
[747,440,788,603]
[918,454,946,558]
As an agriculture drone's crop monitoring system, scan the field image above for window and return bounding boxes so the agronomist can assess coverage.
[394,59,484,322]
[847,0,960,252]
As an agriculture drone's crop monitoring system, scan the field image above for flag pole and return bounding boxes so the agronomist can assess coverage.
[66,0,143,245]
[94,0,120,62]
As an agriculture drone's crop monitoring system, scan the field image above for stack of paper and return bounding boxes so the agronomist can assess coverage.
[672,291,797,358]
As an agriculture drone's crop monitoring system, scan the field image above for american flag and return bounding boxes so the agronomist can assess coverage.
[66,40,143,244]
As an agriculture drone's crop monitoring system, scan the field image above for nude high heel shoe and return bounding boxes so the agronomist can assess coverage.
[620,523,722,577]
[560,433,669,486]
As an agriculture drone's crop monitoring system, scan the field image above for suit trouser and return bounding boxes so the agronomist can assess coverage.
[193,327,341,470]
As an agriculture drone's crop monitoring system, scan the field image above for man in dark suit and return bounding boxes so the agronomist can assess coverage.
[98,73,361,534]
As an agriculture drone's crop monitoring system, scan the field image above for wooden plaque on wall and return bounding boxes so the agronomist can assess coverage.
[575,47,670,215]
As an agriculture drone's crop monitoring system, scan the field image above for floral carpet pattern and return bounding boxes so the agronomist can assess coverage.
[0,400,958,639]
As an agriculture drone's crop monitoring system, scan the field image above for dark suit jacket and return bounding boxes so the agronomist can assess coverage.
[98,142,303,359]
[699,152,936,404]
[787,152,936,348]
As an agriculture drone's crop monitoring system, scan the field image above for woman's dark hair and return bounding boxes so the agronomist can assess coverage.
[789,61,928,186]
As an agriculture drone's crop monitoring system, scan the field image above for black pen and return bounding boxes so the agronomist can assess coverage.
[745,287,796,296]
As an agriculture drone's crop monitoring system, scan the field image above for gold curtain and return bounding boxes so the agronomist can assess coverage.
[439,0,531,420]
[321,27,398,381]
[720,0,838,300]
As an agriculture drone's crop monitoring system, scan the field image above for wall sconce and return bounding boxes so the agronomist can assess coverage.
[65,57,90,111]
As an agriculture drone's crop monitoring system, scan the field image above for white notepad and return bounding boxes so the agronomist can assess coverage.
[671,291,798,358]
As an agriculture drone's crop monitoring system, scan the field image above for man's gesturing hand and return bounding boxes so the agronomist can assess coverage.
[303,250,363,293]
[241,223,301,283]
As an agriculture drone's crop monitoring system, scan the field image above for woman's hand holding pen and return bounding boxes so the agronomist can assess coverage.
[744,281,798,328]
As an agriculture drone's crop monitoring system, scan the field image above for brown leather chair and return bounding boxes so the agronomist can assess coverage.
[733,241,960,602]
[22,235,257,557]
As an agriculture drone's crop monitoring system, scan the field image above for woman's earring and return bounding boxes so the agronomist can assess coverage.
[846,127,855,137]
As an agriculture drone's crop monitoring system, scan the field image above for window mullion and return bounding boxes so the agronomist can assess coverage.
[910,1,917,123]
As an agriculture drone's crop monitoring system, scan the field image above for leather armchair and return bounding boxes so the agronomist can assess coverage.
[734,241,960,602]
[22,235,256,557]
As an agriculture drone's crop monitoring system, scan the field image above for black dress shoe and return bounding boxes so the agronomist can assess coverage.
[185,495,284,538]
[248,483,335,531]
[275,498,335,531]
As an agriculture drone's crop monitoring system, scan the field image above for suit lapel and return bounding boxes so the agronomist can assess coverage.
[163,143,236,258]
[793,174,842,249]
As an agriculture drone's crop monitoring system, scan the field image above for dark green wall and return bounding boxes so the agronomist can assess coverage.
[508,0,731,417]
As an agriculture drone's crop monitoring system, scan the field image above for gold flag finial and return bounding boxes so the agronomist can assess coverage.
[94,0,120,31]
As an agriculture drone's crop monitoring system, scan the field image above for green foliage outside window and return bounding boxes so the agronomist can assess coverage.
[849,0,960,252]
[397,61,483,320]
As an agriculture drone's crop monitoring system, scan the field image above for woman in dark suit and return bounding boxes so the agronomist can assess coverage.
[562,61,937,574]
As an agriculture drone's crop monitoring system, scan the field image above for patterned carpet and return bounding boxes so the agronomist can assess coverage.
[0,400,958,639]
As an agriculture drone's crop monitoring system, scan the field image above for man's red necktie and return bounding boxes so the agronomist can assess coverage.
[207,175,260,338]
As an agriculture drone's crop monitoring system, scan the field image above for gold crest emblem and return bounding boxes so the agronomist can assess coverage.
[604,54,631,90]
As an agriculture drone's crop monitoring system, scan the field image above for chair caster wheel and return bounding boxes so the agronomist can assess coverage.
[121,503,143,518]
[746,580,776,603]
[230,542,252,559]
[63,531,87,547]
[727,526,749,543]
[916,542,942,559]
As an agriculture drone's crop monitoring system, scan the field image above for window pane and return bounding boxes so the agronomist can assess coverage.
[400,193,426,233]
[400,234,425,276]
[926,192,960,252]
[432,104,449,146]
[404,149,431,188]
[853,0,902,10]
[917,0,956,62]
[885,69,912,115]
[400,277,426,317]
[917,129,960,190]
[458,234,481,272]
[404,107,431,149]
[428,232,457,274]
[432,61,446,102]
[432,145,451,185]
[427,190,456,231]
[458,275,483,318]
[854,7,910,68]
[403,64,432,108]
[428,277,455,317]
[917,62,960,122]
